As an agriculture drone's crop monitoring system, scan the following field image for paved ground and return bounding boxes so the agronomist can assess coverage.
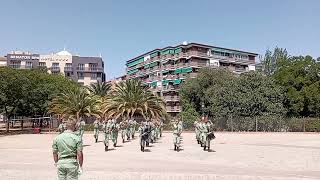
[0,132,319,180]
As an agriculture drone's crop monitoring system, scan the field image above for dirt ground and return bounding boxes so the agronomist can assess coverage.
[0,132,319,180]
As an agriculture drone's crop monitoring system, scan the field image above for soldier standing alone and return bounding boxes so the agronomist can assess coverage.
[173,118,183,151]
[52,120,84,180]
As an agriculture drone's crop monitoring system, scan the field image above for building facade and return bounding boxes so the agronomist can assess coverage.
[5,50,105,86]
[6,51,40,69]
[0,56,7,67]
[125,42,258,115]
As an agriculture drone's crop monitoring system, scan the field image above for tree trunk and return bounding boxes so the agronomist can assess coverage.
[5,107,9,133]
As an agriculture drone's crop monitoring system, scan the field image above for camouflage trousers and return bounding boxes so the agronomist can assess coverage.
[57,159,79,180]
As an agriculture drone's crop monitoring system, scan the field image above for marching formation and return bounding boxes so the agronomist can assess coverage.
[57,116,216,152]
[56,116,215,152]
[53,117,215,179]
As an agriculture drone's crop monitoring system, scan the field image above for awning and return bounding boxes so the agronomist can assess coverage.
[173,79,182,85]
[174,48,182,54]
[127,57,144,67]
[150,52,158,58]
[181,67,193,73]
[174,68,182,74]
[127,69,138,75]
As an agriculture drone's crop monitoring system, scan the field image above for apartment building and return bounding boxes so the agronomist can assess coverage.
[5,50,105,86]
[6,51,40,69]
[125,42,258,115]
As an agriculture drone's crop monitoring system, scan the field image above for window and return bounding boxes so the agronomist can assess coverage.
[65,63,72,67]
[78,72,84,79]
[39,62,46,67]
[10,62,21,69]
[78,64,84,70]
[52,63,59,67]
[26,62,33,68]
[91,73,97,80]
[89,63,98,70]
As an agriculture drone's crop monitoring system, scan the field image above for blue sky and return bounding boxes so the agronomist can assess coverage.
[0,0,319,79]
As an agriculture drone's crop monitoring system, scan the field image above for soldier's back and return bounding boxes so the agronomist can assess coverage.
[53,131,82,159]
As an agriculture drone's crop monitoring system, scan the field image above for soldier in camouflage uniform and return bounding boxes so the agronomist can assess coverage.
[93,119,100,143]
[58,121,66,134]
[52,120,83,180]
[111,119,119,147]
[76,119,86,143]
[159,119,163,138]
[138,121,148,152]
[130,119,137,139]
[199,116,214,151]
[104,119,115,151]
[194,118,201,144]
[119,120,127,143]
[125,120,131,140]
[173,118,183,151]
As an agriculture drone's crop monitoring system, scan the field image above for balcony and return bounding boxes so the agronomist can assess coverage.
[51,67,61,72]
[76,67,104,72]
[188,51,210,58]
[64,67,73,71]
[162,85,180,92]
[25,65,33,69]
[166,106,181,113]
[164,96,180,102]
[213,55,255,65]
[189,61,207,67]
[9,64,21,69]
[187,72,198,78]
[162,64,175,69]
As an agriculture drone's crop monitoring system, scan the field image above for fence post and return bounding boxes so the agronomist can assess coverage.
[231,115,233,132]
[255,116,258,132]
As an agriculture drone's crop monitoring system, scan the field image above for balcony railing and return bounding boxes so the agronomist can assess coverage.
[76,67,104,72]
[164,96,180,102]
[51,67,60,71]
[64,67,73,71]
[9,64,21,69]
[166,106,181,112]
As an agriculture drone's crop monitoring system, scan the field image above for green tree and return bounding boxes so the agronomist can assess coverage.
[50,87,96,121]
[273,55,320,117]
[180,68,285,131]
[88,81,111,97]
[104,79,166,119]
[0,67,30,132]
[261,47,289,76]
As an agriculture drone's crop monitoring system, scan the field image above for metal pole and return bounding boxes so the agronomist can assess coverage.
[255,116,258,132]
[231,115,233,132]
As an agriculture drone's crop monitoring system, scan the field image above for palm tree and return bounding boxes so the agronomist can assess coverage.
[88,81,111,97]
[50,87,96,121]
[103,79,166,119]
